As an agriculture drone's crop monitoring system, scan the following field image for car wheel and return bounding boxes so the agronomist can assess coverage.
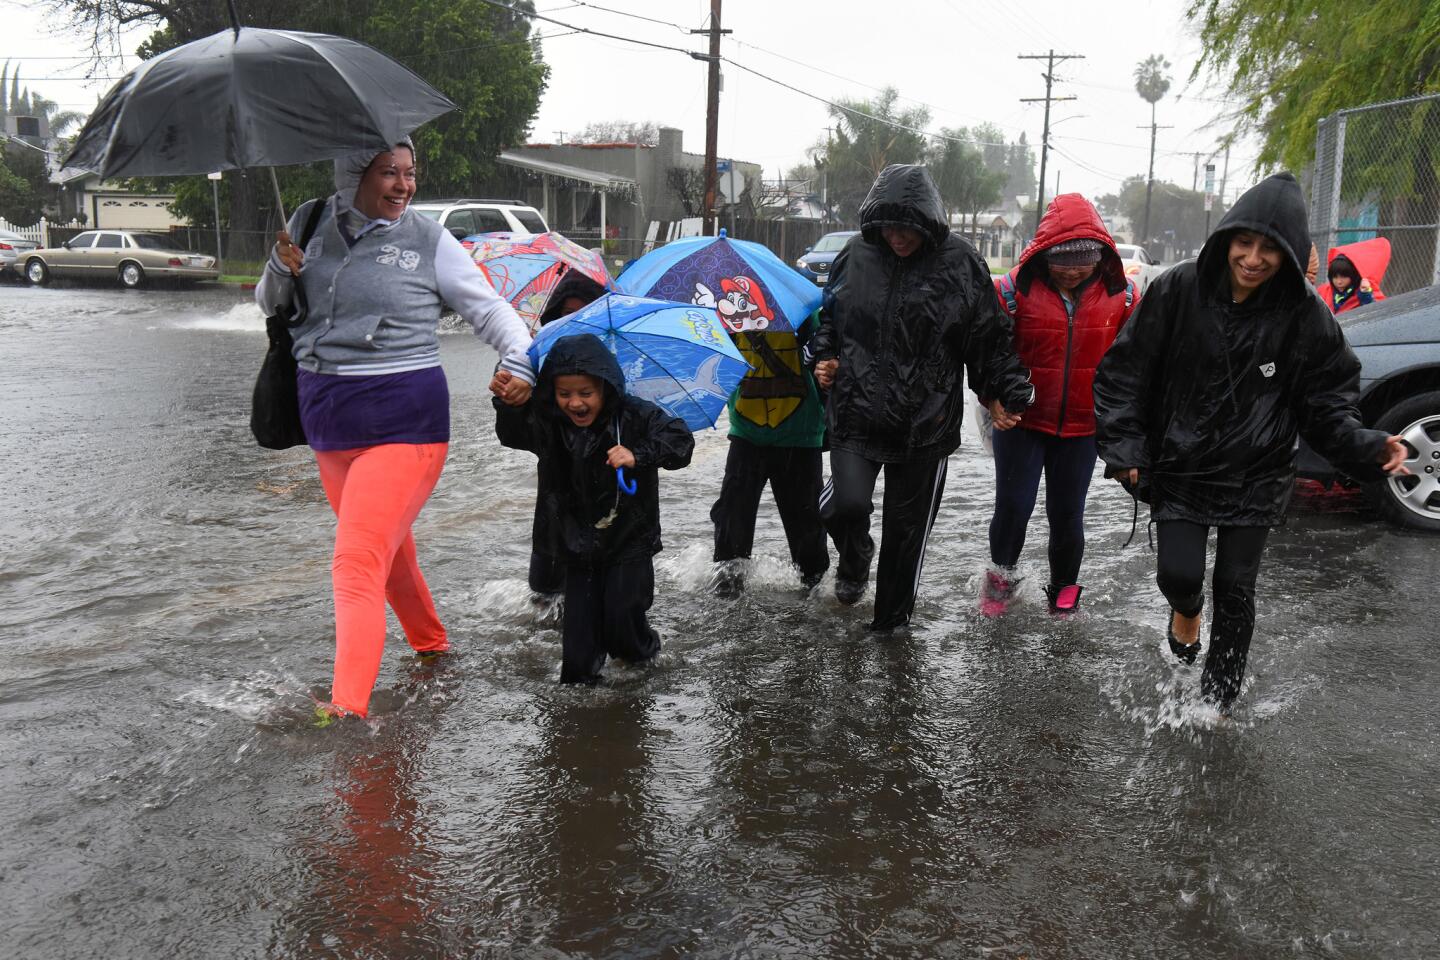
[119,262,145,288]
[1365,390,1440,532]
[25,258,49,285]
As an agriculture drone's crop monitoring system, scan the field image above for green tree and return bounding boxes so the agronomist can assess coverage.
[819,87,930,223]
[1097,174,1225,258]
[0,145,46,224]
[930,128,1007,242]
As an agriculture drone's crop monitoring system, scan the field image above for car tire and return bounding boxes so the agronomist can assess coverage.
[119,261,145,289]
[1365,390,1440,532]
[25,258,49,285]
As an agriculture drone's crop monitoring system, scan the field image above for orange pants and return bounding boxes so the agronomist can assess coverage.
[315,443,449,716]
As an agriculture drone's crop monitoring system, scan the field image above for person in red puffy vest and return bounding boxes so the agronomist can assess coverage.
[1315,237,1390,314]
[981,193,1138,617]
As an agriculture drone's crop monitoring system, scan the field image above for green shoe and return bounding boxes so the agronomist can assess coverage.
[312,705,340,729]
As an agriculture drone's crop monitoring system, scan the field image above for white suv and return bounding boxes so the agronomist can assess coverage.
[410,199,549,241]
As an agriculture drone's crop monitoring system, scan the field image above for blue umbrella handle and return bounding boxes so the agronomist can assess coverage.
[616,467,637,495]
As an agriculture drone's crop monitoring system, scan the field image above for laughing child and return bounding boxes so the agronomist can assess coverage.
[491,334,694,683]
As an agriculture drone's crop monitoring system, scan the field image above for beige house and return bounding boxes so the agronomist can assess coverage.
[53,171,184,231]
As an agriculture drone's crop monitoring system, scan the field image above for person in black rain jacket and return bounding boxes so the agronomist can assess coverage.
[1093,172,1409,710]
[492,334,694,683]
[809,163,1034,631]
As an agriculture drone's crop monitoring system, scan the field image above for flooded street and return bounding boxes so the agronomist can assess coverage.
[2,282,1437,958]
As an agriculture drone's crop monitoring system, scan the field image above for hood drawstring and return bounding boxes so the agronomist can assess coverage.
[595,418,636,530]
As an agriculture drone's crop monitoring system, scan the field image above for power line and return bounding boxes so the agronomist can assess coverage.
[473,0,704,60]
[1019,50,1084,233]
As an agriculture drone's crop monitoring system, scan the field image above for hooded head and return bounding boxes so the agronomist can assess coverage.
[539,333,625,429]
[858,164,950,255]
[1325,237,1391,290]
[1014,193,1124,295]
[537,270,608,327]
[1196,172,1311,305]
[333,137,416,218]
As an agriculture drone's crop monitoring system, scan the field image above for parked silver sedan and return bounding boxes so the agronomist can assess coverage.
[1,227,40,277]
[23,229,218,288]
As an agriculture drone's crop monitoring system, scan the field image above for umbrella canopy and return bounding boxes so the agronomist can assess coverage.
[470,232,612,335]
[529,293,751,432]
[63,27,454,178]
[615,229,822,335]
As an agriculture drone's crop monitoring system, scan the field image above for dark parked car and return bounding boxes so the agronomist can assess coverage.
[1298,283,1440,531]
[794,230,858,285]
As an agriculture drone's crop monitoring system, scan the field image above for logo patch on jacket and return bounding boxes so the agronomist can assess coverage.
[377,245,421,271]
[1259,361,1276,378]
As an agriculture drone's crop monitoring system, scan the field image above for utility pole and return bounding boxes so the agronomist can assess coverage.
[691,0,730,236]
[1019,50,1083,235]
[1137,108,1174,246]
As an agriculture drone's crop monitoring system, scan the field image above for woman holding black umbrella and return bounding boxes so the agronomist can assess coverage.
[255,140,535,722]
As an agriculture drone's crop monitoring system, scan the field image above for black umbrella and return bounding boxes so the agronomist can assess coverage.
[63,24,455,218]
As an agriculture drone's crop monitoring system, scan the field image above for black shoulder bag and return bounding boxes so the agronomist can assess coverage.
[250,199,326,450]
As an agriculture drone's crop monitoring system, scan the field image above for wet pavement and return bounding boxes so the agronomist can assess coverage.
[2,281,1438,958]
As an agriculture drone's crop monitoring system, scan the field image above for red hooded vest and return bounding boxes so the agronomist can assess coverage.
[1315,237,1390,314]
[995,193,1137,437]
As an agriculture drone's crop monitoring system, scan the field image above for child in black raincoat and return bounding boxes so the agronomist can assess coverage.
[1094,172,1408,711]
[492,334,694,683]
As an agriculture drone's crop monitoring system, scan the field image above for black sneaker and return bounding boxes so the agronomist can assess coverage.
[714,566,744,599]
[835,578,866,605]
[800,570,825,591]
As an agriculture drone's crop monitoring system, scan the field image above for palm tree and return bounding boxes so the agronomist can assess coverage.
[1134,55,1172,245]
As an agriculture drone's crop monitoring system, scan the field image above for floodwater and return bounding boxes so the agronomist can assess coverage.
[1,282,1437,959]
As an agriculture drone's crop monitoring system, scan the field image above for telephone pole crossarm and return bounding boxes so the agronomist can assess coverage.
[1018,50,1085,234]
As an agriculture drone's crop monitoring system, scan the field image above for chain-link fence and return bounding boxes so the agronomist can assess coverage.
[1311,93,1440,296]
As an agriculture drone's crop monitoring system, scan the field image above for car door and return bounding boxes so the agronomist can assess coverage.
[50,231,97,275]
[92,232,126,275]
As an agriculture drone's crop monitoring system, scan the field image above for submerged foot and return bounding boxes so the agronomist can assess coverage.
[835,578,866,606]
[980,569,1018,618]
[1167,609,1201,665]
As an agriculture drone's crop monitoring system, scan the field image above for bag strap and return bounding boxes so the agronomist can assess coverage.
[998,273,1018,316]
[743,331,802,383]
[285,198,327,328]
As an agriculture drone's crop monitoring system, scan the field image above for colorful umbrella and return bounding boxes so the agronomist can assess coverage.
[615,228,821,335]
[470,232,611,335]
[528,293,751,432]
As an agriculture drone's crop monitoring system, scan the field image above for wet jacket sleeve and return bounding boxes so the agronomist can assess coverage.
[627,405,695,471]
[435,232,536,385]
[963,255,1032,412]
[254,201,313,315]
[492,396,543,454]
[1295,310,1388,479]
[806,249,846,365]
[1093,276,1169,471]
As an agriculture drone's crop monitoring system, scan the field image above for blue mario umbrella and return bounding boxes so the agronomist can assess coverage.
[616,229,821,335]
[529,292,751,433]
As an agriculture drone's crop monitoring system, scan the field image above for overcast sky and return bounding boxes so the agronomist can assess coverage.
[4,0,1266,204]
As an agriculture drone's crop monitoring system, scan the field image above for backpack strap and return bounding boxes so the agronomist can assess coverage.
[997,272,1018,316]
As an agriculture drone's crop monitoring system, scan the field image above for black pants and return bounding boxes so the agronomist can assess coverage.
[710,437,829,578]
[820,448,949,630]
[989,428,1097,588]
[1155,520,1270,706]
[561,559,661,684]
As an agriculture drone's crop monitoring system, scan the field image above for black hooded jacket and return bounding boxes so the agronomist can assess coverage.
[809,164,1033,463]
[494,334,694,565]
[1093,172,1387,526]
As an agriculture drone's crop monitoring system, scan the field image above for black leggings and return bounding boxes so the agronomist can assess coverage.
[1155,520,1270,706]
[710,437,829,578]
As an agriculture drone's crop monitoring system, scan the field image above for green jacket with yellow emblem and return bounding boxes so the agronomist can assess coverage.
[725,310,825,448]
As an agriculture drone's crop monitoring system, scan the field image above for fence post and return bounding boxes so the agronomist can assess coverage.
[40,217,48,248]
[1326,112,1347,256]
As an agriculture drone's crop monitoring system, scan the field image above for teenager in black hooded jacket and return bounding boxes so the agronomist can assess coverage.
[1093,172,1409,710]
[493,334,694,683]
[809,164,1034,631]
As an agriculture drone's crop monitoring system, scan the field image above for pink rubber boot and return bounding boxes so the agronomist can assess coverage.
[1046,584,1084,616]
[980,570,1016,618]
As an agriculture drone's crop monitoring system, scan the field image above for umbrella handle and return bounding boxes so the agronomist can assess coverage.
[616,467,637,496]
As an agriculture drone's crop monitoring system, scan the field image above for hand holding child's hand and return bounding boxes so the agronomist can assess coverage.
[607,445,636,469]
[815,359,838,389]
[988,398,1023,431]
[490,370,532,406]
